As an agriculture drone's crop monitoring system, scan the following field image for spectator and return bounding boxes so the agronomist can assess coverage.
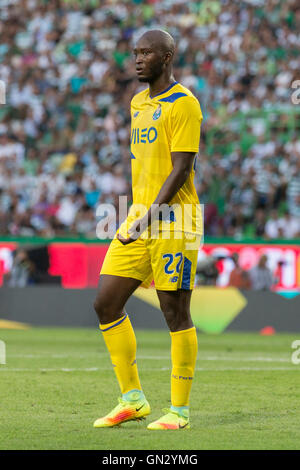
[4,249,35,287]
[196,255,219,286]
[265,209,282,239]
[277,211,300,239]
[0,0,299,239]
[253,208,267,238]
[228,252,251,289]
[249,254,276,291]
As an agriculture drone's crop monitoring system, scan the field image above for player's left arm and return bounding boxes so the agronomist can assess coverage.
[151,95,202,211]
[140,150,196,219]
[117,152,196,244]
[118,96,202,244]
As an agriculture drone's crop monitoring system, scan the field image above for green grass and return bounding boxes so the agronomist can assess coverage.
[0,328,299,450]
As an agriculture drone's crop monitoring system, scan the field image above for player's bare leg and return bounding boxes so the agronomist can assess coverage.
[94,274,141,324]
[93,274,151,427]
[157,289,193,332]
[147,289,197,430]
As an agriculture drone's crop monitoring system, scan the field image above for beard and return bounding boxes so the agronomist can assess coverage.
[136,61,164,83]
[137,76,150,83]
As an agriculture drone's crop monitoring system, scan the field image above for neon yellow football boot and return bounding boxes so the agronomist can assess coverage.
[147,408,190,430]
[93,391,150,428]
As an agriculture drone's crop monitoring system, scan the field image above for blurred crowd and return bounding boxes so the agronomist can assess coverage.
[0,0,299,239]
[196,251,280,290]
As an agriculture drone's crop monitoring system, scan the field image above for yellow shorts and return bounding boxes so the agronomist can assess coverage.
[100,232,201,291]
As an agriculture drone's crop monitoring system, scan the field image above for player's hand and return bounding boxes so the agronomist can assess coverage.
[117,217,148,245]
[116,233,136,245]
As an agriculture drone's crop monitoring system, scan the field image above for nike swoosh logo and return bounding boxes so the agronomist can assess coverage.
[136,404,145,412]
[179,422,189,429]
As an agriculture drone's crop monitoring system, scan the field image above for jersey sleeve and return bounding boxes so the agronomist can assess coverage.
[170,96,202,153]
[130,97,135,118]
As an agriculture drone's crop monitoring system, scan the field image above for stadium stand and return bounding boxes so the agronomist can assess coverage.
[0,0,299,238]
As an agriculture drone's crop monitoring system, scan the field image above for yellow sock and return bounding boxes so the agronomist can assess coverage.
[170,327,198,407]
[100,314,142,395]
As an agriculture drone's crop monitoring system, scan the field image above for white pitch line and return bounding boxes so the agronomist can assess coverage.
[8,354,291,363]
[0,366,298,372]
[138,355,292,362]
[0,367,111,372]
[202,356,290,363]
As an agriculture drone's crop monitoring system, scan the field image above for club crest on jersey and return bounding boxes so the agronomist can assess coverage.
[152,104,161,120]
[133,111,139,118]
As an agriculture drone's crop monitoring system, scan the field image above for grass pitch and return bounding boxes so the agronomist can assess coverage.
[0,327,299,450]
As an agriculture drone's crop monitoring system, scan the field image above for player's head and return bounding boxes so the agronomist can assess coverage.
[133,30,175,83]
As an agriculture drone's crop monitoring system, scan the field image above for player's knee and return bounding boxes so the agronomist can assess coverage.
[93,298,100,315]
[93,296,122,324]
[94,297,111,323]
[161,303,191,332]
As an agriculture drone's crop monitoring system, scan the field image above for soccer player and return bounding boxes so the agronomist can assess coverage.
[93,29,203,430]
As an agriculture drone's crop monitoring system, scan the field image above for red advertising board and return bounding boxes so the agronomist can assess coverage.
[1,241,299,291]
[48,243,108,288]
[199,244,300,292]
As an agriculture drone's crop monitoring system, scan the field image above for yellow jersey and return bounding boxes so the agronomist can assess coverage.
[129,81,203,235]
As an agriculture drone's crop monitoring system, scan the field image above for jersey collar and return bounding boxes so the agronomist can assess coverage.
[149,81,178,99]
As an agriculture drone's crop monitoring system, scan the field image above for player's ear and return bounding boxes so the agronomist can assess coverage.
[165,51,173,65]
